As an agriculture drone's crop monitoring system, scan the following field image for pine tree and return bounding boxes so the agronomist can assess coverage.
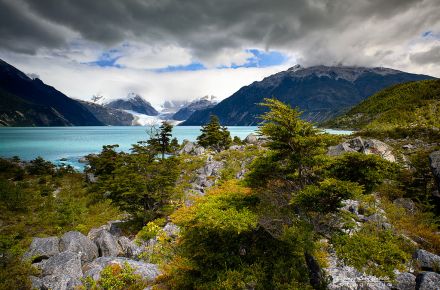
[197,115,232,151]
[147,121,176,159]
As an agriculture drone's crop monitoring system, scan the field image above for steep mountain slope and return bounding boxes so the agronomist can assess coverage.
[172,95,218,121]
[0,59,103,126]
[78,100,134,126]
[181,65,434,126]
[106,93,159,116]
[324,79,440,130]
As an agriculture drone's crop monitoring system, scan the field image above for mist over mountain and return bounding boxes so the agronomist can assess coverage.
[181,65,435,126]
[172,95,218,121]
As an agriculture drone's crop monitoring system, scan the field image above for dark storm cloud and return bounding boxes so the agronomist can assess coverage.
[410,45,440,65]
[1,0,439,65]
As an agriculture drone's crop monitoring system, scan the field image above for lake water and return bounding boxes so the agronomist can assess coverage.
[0,126,352,170]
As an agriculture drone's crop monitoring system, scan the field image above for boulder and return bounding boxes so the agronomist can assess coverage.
[59,231,99,264]
[393,198,417,214]
[107,220,123,237]
[179,140,206,155]
[364,139,396,162]
[93,230,122,257]
[163,223,180,238]
[194,146,205,155]
[415,271,440,290]
[23,237,60,262]
[328,142,357,156]
[393,272,416,290]
[414,249,440,272]
[429,151,440,188]
[244,133,259,144]
[117,236,140,259]
[203,160,223,177]
[40,274,82,290]
[87,225,109,241]
[83,257,159,282]
[41,251,82,278]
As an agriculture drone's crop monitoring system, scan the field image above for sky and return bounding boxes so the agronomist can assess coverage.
[1,0,439,107]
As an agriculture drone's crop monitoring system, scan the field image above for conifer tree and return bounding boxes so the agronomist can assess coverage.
[197,115,232,151]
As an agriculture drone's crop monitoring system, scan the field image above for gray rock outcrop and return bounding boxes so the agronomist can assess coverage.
[328,136,395,162]
[179,140,205,155]
[23,237,60,262]
[41,251,82,278]
[414,249,440,272]
[393,272,416,290]
[93,229,122,257]
[117,236,140,259]
[60,231,99,264]
[415,271,440,290]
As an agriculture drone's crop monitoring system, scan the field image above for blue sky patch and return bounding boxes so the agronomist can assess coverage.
[87,49,123,68]
[154,62,206,73]
[220,49,287,69]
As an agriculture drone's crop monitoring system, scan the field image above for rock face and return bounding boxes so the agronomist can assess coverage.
[179,140,205,155]
[393,272,416,290]
[117,236,140,259]
[41,252,82,278]
[23,237,60,262]
[429,150,440,188]
[59,231,99,264]
[415,271,440,290]
[93,229,122,257]
[414,249,440,272]
[328,136,395,162]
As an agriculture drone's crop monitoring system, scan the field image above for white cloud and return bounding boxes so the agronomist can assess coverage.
[1,52,288,108]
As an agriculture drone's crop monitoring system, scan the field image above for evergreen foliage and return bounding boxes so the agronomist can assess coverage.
[197,115,232,151]
[147,121,179,159]
[325,79,440,139]
[257,98,329,187]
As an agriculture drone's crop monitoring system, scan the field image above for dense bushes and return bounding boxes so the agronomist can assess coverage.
[161,180,314,289]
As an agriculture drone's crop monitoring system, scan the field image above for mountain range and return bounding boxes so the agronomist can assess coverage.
[0,59,436,127]
[181,65,434,126]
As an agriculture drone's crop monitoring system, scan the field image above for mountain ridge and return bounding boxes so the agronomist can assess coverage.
[181,65,435,126]
[0,59,103,126]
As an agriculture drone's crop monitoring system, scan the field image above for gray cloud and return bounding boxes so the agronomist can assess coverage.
[1,0,440,67]
[410,45,440,65]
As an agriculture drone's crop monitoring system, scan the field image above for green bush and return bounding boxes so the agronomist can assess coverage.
[293,178,363,214]
[327,153,398,193]
[332,223,413,278]
[81,262,147,290]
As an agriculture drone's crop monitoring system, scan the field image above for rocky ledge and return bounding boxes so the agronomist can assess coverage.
[23,220,160,290]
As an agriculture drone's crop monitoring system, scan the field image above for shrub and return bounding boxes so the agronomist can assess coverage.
[293,178,363,214]
[327,152,399,193]
[332,222,413,278]
[81,262,147,290]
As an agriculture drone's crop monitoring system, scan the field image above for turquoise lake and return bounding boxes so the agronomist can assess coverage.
[0,126,352,170]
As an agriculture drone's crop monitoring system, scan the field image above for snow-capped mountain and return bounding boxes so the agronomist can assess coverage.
[105,93,159,116]
[172,95,218,121]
